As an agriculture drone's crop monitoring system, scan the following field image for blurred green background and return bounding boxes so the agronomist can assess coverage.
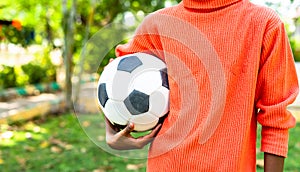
[0,0,300,171]
[1,0,300,90]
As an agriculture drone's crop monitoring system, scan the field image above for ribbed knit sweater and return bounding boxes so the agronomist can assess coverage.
[116,0,299,171]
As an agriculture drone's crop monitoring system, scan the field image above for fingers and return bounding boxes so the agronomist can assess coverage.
[105,121,162,150]
[141,124,162,140]
[149,123,162,137]
[132,124,162,148]
[118,122,134,137]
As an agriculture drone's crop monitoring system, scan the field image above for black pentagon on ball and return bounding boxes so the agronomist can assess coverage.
[124,90,149,115]
[98,83,108,107]
[117,56,143,73]
[160,68,169,89]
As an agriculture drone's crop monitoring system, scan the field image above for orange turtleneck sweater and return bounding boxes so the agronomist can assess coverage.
[116,0,299,171]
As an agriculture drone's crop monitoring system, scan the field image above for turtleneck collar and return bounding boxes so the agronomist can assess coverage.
[182,0,243,10]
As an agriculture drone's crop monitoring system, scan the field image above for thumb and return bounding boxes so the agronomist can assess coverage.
[119,122,134,136]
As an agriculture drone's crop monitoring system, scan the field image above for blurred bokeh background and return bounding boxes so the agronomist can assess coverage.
[0,0,300,171]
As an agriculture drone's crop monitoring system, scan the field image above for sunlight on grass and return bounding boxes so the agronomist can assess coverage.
[0,113,299,171]
[0,122,48,147]
[0,114,147,172]
[76,113,151,160]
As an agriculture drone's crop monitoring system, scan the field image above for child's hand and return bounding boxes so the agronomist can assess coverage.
[105,118,162,150]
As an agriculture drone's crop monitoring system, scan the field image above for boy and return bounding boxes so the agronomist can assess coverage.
[105,0,299,171]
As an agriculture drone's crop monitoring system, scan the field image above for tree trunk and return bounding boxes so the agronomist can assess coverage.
[62,0,76,112]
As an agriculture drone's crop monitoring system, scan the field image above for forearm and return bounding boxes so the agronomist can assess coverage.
[264,152,285,172]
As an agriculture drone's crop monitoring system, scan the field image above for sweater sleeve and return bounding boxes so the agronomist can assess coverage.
[115,15,163,58]
[255,19,299,157]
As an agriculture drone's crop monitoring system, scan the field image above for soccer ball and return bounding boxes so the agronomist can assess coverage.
[97,53,169,132]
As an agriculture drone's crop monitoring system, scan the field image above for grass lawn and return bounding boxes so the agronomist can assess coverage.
[0,113,299,171]
[0,114,147,172]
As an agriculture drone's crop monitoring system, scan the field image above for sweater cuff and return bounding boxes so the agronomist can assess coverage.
[260,126,291,157]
